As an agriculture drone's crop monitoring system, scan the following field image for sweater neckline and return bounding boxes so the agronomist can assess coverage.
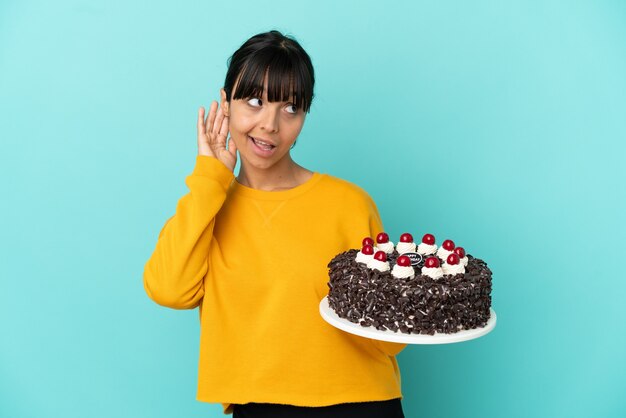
[230,172,324,200]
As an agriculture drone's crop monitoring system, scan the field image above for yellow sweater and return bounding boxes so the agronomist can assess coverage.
[143,156,407,415]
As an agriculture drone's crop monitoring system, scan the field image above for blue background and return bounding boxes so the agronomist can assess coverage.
[1,0,625,417]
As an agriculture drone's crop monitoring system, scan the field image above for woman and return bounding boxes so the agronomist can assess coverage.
[143,30,407,417]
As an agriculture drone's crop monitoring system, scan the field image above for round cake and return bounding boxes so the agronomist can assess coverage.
[326,232,493,335]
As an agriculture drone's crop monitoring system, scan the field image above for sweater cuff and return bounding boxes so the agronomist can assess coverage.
[192,155,235,186]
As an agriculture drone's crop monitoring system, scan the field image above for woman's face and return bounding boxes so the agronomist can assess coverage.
[221,79,306,171]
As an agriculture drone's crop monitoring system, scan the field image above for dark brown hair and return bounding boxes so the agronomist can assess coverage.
[223,30,315,113]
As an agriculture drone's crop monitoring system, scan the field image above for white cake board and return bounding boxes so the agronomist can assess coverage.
[319,296,496,345]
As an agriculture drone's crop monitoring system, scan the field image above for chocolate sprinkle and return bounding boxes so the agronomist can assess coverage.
[327,249,493,335]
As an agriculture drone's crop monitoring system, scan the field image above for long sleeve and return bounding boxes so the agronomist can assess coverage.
[365,193,409,358]
[143,156,234,309]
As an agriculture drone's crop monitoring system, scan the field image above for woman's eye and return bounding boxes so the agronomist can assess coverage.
[247,98,262,107]
[285,104,297,114]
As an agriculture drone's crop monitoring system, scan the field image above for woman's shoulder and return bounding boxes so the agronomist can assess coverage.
[316,173,376,204]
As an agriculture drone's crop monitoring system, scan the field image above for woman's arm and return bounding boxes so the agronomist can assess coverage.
[144,103,235,309]
[143,156,234,309]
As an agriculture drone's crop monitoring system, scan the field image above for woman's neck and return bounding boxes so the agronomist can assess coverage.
[236,157,313,191]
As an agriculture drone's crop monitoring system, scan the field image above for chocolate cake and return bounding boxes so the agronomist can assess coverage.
[326,233,492,335]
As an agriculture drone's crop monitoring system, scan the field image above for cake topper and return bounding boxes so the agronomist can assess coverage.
[375,232,394,254]
[454,246,469,267]
[422,256,444,279]
[368,250,391,272]
[437,239,456,260]
[422,233,435,245]
[447,253,460,264]
[417,233,438,256]
[376,232,389,243]
[391,254,415,279]
[397,255,411,266]
[396,232,417,254]
[400,233,413,242]
[425,256,440,268]
[442,239,455,250]
[442,252,465,275]
[355,244,375,264]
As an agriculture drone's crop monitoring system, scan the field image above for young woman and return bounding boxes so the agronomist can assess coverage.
[143,30,407,417]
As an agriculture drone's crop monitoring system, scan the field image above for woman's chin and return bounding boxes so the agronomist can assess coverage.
[239,151,292,172]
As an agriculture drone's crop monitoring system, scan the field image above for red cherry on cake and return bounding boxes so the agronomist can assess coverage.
[376,232,389,244]
[447,253,460,265]
[454,247,466,258]
[374,250,387,262]
[422,233,435,245]
[361,244,374,255]
[399,233,413,243]
[442,239,455,250]
[424,256,440,268]
[362,237,374,247]
[397,255,411,267]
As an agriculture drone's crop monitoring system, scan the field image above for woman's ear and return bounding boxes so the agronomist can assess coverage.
[220,88,229,117]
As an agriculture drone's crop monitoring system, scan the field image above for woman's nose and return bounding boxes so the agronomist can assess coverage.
[260,107,279,133]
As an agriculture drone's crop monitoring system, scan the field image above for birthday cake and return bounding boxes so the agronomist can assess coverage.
[326,232,492,335]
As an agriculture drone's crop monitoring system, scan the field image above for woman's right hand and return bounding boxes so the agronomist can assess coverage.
[197,101,238,172]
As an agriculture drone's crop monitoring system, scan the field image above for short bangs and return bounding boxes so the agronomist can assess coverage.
[224,32,315,113]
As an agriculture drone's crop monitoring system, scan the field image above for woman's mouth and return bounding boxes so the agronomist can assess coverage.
[248,135,277,156]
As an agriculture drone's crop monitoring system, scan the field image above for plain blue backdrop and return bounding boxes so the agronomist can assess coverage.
[1,1,625,417]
